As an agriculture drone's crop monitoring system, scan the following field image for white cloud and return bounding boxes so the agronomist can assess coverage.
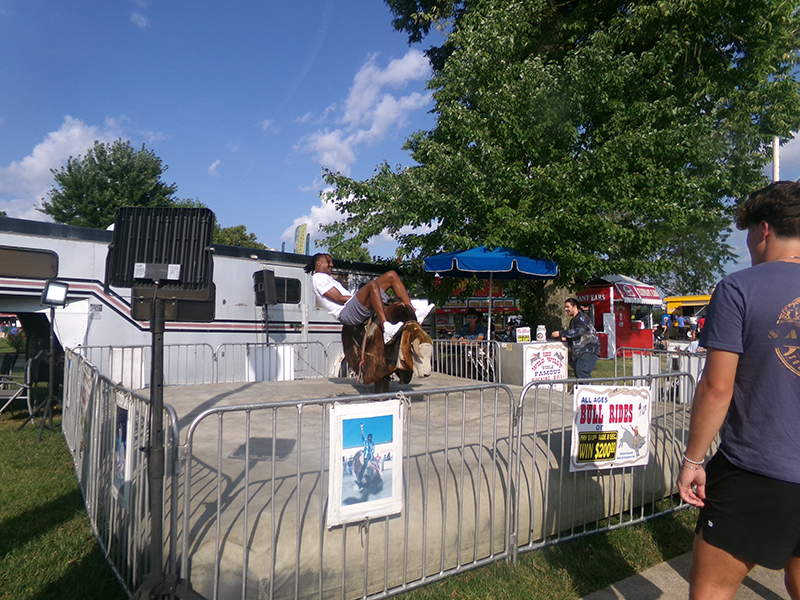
[281,194,345,244]
[296,50,432,175]
[343,51,430,128]
[138,129,167,144]
[280,190,437,259]
[208,159,221,177]
[299,129,357,174]
[0,116,121,219]
[296,112,314,124]
[131,12,150,29]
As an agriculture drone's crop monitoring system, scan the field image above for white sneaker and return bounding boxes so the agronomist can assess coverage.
[383,321,403,344]
[414,303,435,323]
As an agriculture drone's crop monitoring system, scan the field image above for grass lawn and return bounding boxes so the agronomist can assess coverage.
[0,411,127,600]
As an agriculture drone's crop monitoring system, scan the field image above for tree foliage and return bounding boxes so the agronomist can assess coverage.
[40,141,267,250]
[322,0,800,294]
[213,224,267,250]
[40,139,179,228]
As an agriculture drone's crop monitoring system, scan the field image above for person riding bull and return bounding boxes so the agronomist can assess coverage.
[304,253,434,344]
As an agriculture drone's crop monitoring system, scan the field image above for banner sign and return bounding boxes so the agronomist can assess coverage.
[569,384,652,472]
[293,223,308,254]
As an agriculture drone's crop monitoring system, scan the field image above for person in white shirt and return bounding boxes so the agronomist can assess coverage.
[304,253,434,344]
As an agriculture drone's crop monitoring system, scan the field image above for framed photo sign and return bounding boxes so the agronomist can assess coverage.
[327,400,404,526]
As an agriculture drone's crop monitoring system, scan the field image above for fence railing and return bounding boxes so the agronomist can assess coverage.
[78,339,504,390]
[78,341,335,389]
[61,349,181,594]
[215,341,330,383]
[614,346,706,405]
[513,372,694,555]
[62,348,697,599]
[176,384,515,600]
[431,340,500,383]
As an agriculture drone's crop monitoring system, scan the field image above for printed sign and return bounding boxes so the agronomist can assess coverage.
[569,384,652,472]
[516,327,531,342]
[523,342,567,388]
[111,401,133,510]
[328,400,404,526]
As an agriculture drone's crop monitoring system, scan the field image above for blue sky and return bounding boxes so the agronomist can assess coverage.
[342,415,393,450]
[0,0,435,254]
[0,1,796,271]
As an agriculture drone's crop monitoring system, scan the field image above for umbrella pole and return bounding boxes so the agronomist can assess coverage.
[487,273,493,341]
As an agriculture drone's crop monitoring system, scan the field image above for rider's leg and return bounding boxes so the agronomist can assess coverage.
[374,270,412,307]
[354,280,403,342]
[354,280,392,326]
[375,270,436,323]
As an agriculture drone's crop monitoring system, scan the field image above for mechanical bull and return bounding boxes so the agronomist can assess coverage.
[341,302,433,392]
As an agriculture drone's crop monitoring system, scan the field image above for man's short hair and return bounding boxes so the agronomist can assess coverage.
[735,181,800,237]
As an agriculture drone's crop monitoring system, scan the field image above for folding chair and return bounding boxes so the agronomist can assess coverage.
[0,352,17,377]
[0,358,33,419]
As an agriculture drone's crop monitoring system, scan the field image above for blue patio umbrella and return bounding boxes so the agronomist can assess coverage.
[423,246,558,340]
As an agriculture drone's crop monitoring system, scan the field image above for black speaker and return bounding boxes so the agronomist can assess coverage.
[131,284,216,322]
[253,269,277,306]
[106,207,215,292]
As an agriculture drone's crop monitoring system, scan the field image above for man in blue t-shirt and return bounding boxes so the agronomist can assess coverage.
[677,181,800,599]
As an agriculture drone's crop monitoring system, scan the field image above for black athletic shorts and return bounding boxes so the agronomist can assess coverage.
[695,452,800,570]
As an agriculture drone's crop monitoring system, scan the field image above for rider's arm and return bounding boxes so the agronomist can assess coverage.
[323,287,352,305]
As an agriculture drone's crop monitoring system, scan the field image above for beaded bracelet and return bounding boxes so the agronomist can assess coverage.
[682,454,704,465]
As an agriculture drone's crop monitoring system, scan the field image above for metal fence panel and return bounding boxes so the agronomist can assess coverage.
[215,342,329,383]
[77,344,216,388]
[431,340,499,383]
[177,384,516,600]
[61,348,179,595]
[513,372,696,555]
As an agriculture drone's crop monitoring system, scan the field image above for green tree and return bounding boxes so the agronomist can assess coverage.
[322,0,800,295]
[40,147,269,250]
[39,139,178,228]
[213,224,267,250]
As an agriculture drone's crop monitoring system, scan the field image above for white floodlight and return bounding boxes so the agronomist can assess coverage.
[41,280,69,307]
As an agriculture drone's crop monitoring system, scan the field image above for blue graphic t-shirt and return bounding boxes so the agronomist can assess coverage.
[700,261,800,484]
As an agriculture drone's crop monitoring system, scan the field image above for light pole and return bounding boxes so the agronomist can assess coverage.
[38,279,69,441]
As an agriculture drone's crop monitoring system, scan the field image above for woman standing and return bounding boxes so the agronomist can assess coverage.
[551,298,600,379]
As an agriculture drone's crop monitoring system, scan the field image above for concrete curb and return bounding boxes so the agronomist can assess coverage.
[581,552,788,599]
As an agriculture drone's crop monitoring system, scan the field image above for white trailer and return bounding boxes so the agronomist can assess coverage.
[0,217,383,354]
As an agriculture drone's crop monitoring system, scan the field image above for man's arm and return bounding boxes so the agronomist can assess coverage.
[323,287,351,305]
[676,348,738,507]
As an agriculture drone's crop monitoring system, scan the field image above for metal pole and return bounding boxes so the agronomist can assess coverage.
[773,136,780,182]
[149,297,166,580]
[35,306,57,441]
[132,296,205,599]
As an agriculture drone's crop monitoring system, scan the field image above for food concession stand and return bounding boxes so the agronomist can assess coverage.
[575,275,662,358]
